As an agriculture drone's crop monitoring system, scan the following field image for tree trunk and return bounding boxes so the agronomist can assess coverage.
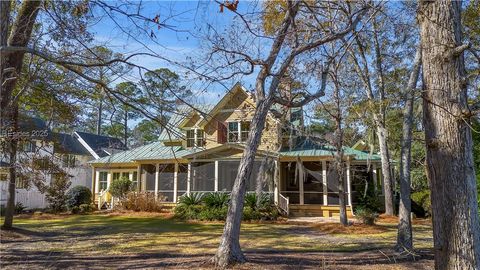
[396,47,422,252]
[213,97,272,268]
[332,74,347,226]
[97,98,103,135]
[1,0,42,230]
[376,123,394,215]
[124,110,128,146]
[419,1,480,269]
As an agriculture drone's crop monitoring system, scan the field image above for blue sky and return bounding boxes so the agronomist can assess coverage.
[89,1,261,105]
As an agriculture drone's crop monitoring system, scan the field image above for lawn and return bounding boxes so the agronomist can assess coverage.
[0,212,434,269]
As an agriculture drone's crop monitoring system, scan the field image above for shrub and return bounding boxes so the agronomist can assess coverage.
[66,186,92,210]
[411,189,431,216]
[203,192,229,208]
[45,174,72,213]
[198,206,228,221]
[79,203,95,213]
[173,192,278,221]
[356,182,382,212]
[174,204,204,220]
[244,192,271,211]
[122,192,163,212]
[178,192,204,206]
[15,202,26,214]
[355,207,379,225]
[109,177,132,199]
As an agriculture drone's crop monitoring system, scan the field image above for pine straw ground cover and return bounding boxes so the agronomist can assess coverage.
[0,212,434,269]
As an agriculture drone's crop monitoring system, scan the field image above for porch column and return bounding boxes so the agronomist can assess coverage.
[322,160,327,206]
[214,160,219,192]
[155,163,159,200]
[372,164,378,192]
[299,159,304,205]
[274,160,279,204]
[136,165,141,192]
[346,160,352,206]
[94,170,100,194]
[187,163,191,194]
[173,163,179,203]
[107,172,112,189]
[91,167,96,198]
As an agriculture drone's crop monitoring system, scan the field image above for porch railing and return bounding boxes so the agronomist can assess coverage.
[97,190,109,210]
[277,193,289,216]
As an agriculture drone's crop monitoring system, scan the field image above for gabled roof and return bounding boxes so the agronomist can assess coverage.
[52,132,91,156]
[74,131,126,159]
[89,142,195,164]
[197,83,251,127]
[158,104,215,142]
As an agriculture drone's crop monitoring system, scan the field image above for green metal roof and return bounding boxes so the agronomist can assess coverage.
[88,142,195,164]
[279,140,381,161]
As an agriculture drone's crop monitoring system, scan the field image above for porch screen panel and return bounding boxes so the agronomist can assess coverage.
[247,160,263,192]
[159,164,174,201]
[326,162,348,205]
[303,161,323,204]
[142,164,156,191]
[192,162,215,192]
[350,165,373,204]
[281,162,299,204]
[218,161,239,191]
[177,164,188,196]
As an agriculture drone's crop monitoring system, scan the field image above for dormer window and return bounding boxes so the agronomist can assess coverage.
[228,121,250,143]
[186,128,205,148]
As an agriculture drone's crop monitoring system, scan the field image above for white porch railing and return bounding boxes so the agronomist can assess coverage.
[277,193,289,216]
[97,190,109,210]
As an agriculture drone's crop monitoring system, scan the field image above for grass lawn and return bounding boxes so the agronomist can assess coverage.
[0,212,434,269]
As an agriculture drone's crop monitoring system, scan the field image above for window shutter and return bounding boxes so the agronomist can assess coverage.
[217,121,227,144]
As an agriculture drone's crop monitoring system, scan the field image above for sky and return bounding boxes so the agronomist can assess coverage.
[89,1,261,105]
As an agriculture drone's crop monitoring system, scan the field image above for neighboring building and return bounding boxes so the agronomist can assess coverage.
[0,116,126,209]
[90,83,384,217]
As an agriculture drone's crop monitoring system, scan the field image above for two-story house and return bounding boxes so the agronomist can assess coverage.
[0,116,126,209]
[89,84,384,217]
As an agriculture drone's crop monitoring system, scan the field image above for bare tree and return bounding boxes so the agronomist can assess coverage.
[418,1,480,269]
[209,1,369,267]
[395,46,422,252]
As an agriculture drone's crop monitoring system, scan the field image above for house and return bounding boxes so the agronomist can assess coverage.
[89,83,384,217]
[0,116,126,209]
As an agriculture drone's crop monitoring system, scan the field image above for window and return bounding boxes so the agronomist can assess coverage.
[241,121,250,142]
[21,141,36,153]
[112,172,120,181]
[33,157,51,171]
[62,154,76,168]
[121,172,130,179]
[196,130,205,147]
[132,171,138,190]
[186,129,205,148]
[186,130,195,147]
[99,172,108,190]
[0,173,8,181]
[228,122,239,142]
[228,121,250,143]
[16,177,29,189]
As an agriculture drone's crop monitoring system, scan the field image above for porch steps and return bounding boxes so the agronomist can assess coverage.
[159,202,177,213]
[289,205,354,218]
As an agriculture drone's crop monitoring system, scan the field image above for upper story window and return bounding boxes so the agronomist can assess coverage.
[186,129,205,148]
[62,154,76,168]
[228,121,250,143]
[20,141,36,153]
